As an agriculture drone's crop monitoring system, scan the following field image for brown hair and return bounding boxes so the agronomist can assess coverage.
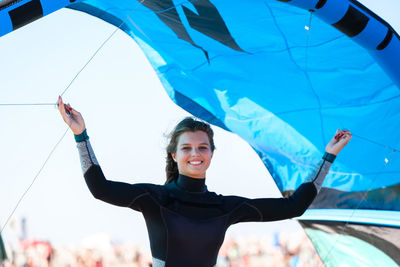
[165,117,215,184]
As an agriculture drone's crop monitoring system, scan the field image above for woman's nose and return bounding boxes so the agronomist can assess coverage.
[191,148,200,155]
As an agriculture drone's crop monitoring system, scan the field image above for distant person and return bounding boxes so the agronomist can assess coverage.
[0,233,7,264]
[57,96,351,267]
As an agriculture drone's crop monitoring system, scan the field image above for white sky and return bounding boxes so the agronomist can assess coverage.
[0,0,399,247]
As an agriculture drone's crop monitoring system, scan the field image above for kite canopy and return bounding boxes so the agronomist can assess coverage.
[1,0,399,265]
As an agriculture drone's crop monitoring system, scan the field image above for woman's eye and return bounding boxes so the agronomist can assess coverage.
[199,146,209,150]
[182,147,191,150]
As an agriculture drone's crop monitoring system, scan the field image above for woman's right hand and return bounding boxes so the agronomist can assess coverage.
[325,129,352,156]
[57,96,86,135]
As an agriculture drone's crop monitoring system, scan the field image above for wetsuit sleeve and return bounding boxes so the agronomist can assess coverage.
[75,131,147,211]
[229,153,335,224]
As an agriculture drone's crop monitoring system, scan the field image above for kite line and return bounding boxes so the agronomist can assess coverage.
[0,127,70,234]
[300,9,398,266]
[318,148,396,265]
[0,0,146,234]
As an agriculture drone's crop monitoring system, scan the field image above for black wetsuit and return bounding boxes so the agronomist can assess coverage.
[75,131,334,267]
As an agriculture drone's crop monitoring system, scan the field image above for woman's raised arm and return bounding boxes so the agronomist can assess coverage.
[228,129,352,224]
[57,96,146,210]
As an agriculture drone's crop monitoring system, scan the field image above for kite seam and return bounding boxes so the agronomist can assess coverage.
[263,1,327,147]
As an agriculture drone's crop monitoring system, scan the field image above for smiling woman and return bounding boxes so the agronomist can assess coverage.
[57,96,351,267]
[167,117,215,181]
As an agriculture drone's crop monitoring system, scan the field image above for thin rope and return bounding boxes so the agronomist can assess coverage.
[0,0,146,233]
[0,24,121,106]
[1,0,146,106]
[352,133,399,151]
[0,103,54,106]
[0,126,70,234]
[301,10,397,266]
[318,149,396,266]
[59,0,146,98]
[59,27,120,97]
[300,9,326,147]
[316,112,398,265]
[305,10,314,72]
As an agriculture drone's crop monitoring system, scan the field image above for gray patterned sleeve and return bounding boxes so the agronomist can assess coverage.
[307,152,335,193]
[76,140,99,174]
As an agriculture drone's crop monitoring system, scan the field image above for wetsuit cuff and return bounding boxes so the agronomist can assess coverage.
[323,152,336,163]
[74,129,89,143]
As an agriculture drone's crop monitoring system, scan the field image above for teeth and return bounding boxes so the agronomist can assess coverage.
[189,161,202,165]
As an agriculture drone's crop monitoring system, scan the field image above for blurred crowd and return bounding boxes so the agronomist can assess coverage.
[1,238,151,267]
[217,232,323,267]
[0,231,322,267]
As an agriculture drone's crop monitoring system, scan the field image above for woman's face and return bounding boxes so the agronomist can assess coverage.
[172,130,214,178]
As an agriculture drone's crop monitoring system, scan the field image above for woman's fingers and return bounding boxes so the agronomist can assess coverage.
[326,129,352,155]
[57,96,86,134]
[67,104,83,123]
[334,129,351,141]
[335,130,352,149]
[340,132,352,143]
[57,96,71,123]
[334,130,347,140]
[68,105,80,116]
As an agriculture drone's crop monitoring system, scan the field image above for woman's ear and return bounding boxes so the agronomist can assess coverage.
[172,153,177,162]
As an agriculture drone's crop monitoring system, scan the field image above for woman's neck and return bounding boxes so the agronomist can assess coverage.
[176,174,207,193]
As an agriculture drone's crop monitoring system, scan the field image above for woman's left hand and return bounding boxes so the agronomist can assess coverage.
[325,129,352,155]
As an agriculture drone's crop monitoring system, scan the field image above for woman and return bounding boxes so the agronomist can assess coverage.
[57,96,351,267]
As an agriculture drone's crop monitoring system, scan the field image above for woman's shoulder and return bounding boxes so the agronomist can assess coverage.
[133,182,166,193]
[129,182,170,205]
[219,194,250,210]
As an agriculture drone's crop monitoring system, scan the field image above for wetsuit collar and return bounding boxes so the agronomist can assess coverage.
[176,174,207,193]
